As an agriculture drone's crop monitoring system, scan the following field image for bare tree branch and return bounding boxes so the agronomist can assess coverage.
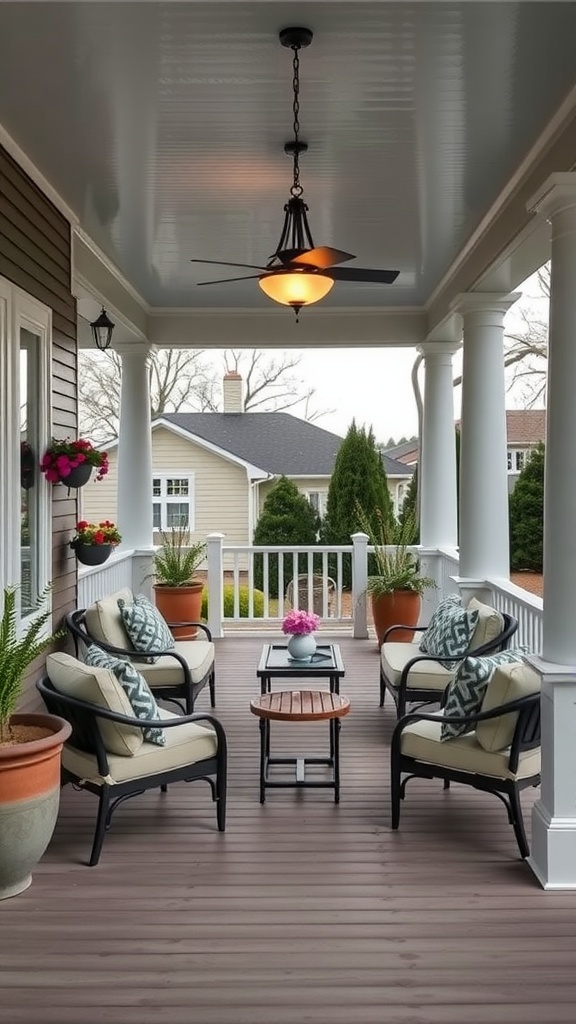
[79,347,327,441]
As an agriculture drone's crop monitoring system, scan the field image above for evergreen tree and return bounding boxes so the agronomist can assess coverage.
[322,422,394,585]
[399,470,419,541]
[509,443,544,572]
[253,476,319,595]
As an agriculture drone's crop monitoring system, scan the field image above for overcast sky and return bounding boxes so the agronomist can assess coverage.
[206,269,548,445]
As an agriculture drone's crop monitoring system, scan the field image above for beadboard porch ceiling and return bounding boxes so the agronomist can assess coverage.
[1,2,576,337]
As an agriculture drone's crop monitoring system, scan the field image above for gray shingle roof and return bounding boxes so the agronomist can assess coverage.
[160,412,344,476]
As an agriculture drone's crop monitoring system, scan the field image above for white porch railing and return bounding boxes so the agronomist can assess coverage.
[75,538,544,654]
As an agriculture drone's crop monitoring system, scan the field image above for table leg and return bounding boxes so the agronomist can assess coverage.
[259,717,267,804]
[333,717,341,803]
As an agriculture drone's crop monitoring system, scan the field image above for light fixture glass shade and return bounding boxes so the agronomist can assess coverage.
[90,307,115,351]
[258,272,334,308]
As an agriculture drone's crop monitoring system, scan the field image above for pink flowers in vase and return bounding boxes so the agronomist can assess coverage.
[282,609,320,636]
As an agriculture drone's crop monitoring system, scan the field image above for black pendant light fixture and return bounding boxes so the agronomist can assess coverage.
[90,307,115,351]
[257,28,334,316]
[190,28,399,315]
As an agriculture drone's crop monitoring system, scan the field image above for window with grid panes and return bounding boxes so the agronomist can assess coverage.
[152,474,194,530]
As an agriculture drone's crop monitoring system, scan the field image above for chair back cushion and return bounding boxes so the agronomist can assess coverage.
[441,648,529,741]
[85,587,134,651]
[117,593,175,662]
[419,595,479,668]
[85,646,166,746]
[467,597,505,650]
[46,652,143,756]
[476,661,540,753]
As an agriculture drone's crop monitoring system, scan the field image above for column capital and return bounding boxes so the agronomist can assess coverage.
[528,172,576,219]
[450,291,521,318]
[417,340,461,358]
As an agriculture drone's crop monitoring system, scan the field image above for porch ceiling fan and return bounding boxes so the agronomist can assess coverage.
[191,27,399,319]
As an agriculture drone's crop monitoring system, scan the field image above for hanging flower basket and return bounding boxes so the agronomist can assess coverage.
[71,543,113,567]
[69,520,121,566]
[40,438,109,487]
[64,463,93,489]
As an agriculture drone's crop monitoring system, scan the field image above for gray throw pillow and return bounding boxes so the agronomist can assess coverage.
[419,595,478,669]
[85,645,166,746]
[117,594,175,663]
[440,648,529,741]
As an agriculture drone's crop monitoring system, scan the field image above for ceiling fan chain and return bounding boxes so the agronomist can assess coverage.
[290,45,303,199]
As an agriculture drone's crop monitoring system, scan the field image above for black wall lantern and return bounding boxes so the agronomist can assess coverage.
[90,307,115,351]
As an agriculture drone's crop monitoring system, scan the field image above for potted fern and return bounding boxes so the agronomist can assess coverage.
[357,506,435,647]
[0,586,71,899]
[151,526,206,640]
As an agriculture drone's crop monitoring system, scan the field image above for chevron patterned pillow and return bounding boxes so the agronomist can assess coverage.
[85,645,166,746]
[419,596,478,669]
[440,648,529,741]
[118,594,175,663]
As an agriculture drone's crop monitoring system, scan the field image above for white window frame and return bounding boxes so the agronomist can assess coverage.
[152,472,195,531]
[0,277,52,627]
[305,490,328,517]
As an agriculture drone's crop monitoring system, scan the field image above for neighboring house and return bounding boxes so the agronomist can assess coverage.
[505,410,546,492]
[82,373,414,543]
[383,412,546,496]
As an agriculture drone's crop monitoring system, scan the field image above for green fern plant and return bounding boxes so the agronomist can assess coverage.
[152,526,206,586]
[0,586,64,743]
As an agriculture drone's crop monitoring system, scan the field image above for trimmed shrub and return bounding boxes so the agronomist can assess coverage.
[253,476,319,595]
[201,584,265,619]
[509,442,544,572]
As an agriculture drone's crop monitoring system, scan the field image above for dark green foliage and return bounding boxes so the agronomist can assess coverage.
[509,443,544,572]
[253,476,319,595]
[201,585,265,619]
[399,470,419,541]
[322,422,394,586]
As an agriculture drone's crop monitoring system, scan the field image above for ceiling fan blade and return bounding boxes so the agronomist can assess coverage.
[191,258,271,272]
[290,246,356,270]
[327,267,400,284]
[197,274,263,286]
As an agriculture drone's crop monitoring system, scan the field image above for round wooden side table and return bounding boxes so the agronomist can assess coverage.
[249,689,351,803]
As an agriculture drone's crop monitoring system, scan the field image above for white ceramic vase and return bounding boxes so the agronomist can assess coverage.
[286,632,316,661]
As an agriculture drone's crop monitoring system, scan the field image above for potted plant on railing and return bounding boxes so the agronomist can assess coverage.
[40,437,109,490]
[0,585,70,899]
[357,505,435,647]
[70,520,122,566]
[150,525,206,639]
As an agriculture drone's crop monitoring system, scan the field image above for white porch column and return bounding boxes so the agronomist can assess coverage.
[526,174,576,888]
[417,341,460,549]
[116,346,154,553]
[453,292,519,581]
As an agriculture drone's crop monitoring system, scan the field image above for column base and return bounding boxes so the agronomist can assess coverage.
[528,799,576,889]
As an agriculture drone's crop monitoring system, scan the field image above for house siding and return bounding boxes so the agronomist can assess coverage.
[258,476,331,515]
[0,143,77,710]
[82,427,250,548]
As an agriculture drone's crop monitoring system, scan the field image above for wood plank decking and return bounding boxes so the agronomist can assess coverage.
[3,635,576,1024]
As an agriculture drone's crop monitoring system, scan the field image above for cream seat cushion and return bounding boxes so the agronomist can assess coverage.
[85,587,135,651]
[62,707,218,785]
[467,597,505,650]
[135,640,215,688]
[381,641,456,692]
[400,715,540,781]
[46,651,143,756]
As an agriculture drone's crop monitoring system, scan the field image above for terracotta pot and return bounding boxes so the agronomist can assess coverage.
[370,590,422,648]
[0,713,71,900]
[153,580,204,640]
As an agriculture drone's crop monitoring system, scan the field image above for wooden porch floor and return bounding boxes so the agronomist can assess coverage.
[4,635,576,1024]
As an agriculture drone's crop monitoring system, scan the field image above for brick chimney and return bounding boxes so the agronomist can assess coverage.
[223,371,244,413]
